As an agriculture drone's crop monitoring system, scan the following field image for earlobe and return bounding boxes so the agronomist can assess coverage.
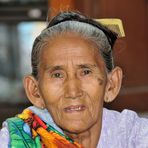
[23,75,45,109]
[104,67,123,103]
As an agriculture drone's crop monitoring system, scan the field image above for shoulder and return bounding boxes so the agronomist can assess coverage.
[0,108,32,148]
[0,122,9,148]
[99,108,148,147]
[0,116,34,147]
[103,108,148,132]
[103,108,144,126]
[0,117,25,147]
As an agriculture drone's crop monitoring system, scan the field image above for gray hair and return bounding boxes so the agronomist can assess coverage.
[32,21,114,78]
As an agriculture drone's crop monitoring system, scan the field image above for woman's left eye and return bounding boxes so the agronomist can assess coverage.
[82,69,92,76]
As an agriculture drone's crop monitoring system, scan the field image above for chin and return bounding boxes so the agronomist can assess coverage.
[64,127,87,134]
[61,121,92,134]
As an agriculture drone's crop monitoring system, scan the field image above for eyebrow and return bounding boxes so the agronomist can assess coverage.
[77,64,97,69]
[45,64,98,72]
[45,65,64,72]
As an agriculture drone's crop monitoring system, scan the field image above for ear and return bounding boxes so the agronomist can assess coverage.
[23,75,45,109]
[104,67,123,103]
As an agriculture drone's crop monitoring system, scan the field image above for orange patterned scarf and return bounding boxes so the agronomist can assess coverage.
[17,109,84,148]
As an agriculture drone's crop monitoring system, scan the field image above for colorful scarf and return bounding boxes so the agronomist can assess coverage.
[7,109,84,148]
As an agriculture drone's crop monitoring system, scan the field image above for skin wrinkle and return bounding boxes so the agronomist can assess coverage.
[38,32,107,76]
[35,34,108,148]
[44,64,103,82]
[40,35,107,81]
[65,104,103,147]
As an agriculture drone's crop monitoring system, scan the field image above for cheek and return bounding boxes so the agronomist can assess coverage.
[82,77,106,98]
[81,78,106,111]
[39,79,64,104]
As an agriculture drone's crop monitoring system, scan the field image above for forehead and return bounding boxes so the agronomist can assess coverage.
[40,33,105,68]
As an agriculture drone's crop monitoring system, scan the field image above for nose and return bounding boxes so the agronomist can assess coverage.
[64,77,83,99]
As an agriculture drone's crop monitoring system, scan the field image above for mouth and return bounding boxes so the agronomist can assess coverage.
[64,105,86,113]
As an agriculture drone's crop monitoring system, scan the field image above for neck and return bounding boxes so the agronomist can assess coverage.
[64,117,102,148]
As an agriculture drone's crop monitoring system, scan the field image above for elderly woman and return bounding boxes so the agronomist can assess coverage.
[0,11,148,148]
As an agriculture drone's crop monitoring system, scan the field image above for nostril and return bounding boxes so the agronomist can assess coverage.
[64,89,83,99]
[64,85,83,99]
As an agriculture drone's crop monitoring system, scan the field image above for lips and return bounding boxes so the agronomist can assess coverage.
[64,105,86,113]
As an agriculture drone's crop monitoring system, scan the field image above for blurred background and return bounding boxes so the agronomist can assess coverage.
[0,0,148,125]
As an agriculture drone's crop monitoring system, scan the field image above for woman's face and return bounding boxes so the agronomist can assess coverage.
[38,33,108,133]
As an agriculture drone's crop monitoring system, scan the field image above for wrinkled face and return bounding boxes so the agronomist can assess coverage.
[38,33,108,134]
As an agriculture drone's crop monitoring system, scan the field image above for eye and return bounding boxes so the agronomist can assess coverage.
[84,70,91,75]
[51,72,64,78]
[81,69,92,76]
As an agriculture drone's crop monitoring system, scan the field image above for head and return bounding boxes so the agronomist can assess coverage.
[24,11,122,134]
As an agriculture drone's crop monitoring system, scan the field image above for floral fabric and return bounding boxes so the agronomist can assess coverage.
[7,109,83,148]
